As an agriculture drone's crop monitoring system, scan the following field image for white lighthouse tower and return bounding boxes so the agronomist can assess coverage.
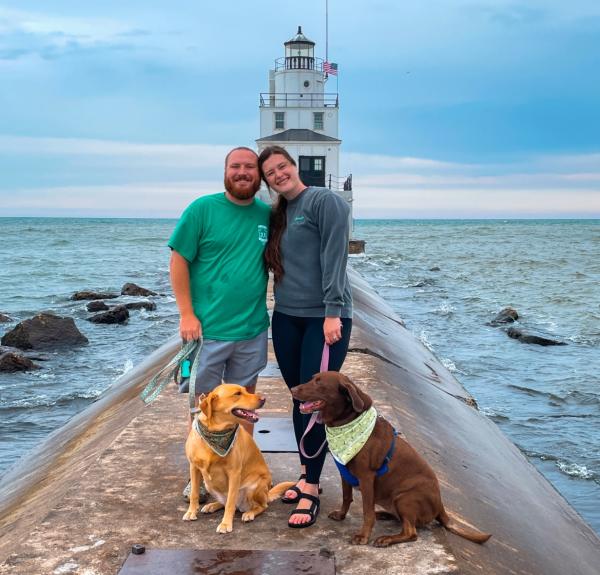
[257,26,353,215]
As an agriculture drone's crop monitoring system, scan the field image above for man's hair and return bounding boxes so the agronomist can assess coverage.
[224,146,258,167]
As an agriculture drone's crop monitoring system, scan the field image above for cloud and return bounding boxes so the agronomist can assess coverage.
[2,181,221,218]
[0,136,231,167]
[0,7,146,61]
[1,136,598,218]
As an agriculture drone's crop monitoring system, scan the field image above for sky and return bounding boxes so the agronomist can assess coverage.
[0,1,599,218]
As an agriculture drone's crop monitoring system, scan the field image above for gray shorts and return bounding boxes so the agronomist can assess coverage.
[179,330,268,395]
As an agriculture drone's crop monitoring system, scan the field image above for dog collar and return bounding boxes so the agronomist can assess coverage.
[194,418,239,457]
[326,406,378,465]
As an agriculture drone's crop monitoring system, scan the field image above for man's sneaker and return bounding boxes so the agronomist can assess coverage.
[183,480,208,503]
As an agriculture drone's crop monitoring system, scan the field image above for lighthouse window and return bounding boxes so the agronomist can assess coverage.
[313,112,324,130]
[274,112,285,130]
[314,158,323,171]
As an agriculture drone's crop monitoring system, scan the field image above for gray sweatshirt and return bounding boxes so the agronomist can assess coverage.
[274,186,353,318]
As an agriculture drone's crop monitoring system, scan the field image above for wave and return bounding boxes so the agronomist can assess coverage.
[556,461,595,480]
[0,390,102,410]
[433,302,455,316]
[507,384,563,402]
[508,385,600,408]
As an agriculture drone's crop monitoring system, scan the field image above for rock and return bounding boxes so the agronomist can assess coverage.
[72,291,118,301]
[86,301,110,312]
[0,346,51,361]
[489,307,519,326]
[506,327,566,346]
[88,305,129,324]
[121,283,157,297]
[0,313,11,323]
[0,313,88,350]
[429,266,441,272]
[124,301,157,311]
[0,352,40,372]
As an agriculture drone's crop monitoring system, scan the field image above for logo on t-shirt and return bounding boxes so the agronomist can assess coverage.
[293,215,305,224]
[258,224,268,245]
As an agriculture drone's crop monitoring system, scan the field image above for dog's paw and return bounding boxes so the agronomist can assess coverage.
[201,502,223,514]
[328,510,346,521]
[182,509,198,521]
[350,533,370,546]
[241,511,256,522]
[216,521,233,534]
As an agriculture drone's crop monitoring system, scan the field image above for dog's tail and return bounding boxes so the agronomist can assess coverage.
[268,482,296,503]
[438,509,491,544]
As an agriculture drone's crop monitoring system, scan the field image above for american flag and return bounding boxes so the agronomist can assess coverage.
[323,61,338,76]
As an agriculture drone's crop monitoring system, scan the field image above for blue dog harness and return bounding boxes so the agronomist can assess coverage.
[332,428,399,487]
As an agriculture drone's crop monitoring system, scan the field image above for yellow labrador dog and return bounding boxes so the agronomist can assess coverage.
[183,383,293,533]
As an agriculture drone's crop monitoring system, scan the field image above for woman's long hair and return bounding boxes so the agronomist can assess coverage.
[258,146,297,284]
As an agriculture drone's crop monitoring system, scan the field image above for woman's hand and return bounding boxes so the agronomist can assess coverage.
[323,316,343,346]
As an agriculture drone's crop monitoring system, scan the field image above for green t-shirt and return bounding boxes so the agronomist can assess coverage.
[168,193,270,340]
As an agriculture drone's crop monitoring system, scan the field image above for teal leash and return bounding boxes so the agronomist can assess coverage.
[140,337,203,414]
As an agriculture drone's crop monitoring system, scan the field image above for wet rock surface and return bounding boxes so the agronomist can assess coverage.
[124,301,157,311]
[0,313,88,350]
[0,352,40,372]
[506,327,566,346]
[71,291,118,301]
[86,301,110,312]
[121,283,157,297]
[0,314,11,323]
[88,305,129,324]
[489,307,519,325]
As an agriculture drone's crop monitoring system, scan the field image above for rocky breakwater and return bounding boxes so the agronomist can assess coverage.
[0,282,161,372]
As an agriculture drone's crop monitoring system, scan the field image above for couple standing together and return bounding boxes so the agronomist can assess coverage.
[168,145,353,528]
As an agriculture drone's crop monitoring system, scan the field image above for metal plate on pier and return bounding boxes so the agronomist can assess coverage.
[254,416,297,452]
[119,548,336,574]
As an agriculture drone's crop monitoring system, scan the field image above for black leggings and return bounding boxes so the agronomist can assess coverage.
[272,311,352,484]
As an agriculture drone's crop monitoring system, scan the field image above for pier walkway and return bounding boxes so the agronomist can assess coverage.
[0,271,599,574]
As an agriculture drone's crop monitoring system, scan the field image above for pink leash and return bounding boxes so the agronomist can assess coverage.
[299,343,329,459]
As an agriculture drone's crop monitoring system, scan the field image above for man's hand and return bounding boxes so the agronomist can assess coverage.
[323,316,343,346]
[180,313,202,342]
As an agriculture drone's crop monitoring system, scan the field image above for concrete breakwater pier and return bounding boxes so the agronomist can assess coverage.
[0,270,599,574]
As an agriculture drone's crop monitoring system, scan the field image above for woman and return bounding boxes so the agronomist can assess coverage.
[258,145,353,528]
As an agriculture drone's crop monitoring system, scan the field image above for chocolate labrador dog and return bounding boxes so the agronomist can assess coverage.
[292,372,492,547]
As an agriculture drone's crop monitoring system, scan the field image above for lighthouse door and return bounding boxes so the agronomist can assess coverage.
[299,155,325,187]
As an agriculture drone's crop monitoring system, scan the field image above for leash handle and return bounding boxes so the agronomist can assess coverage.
[298,342,330,459]
[140,338,203,409]
[320,343,330,372]
[187,337,204,414]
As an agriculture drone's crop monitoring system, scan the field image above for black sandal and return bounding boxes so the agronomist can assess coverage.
[281,474,322,504]
[288,493,320,528]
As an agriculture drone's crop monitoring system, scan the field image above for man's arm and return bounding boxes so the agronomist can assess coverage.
[169,250,202,341]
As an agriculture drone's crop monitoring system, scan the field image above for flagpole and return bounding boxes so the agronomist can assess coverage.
[326,0,329,65]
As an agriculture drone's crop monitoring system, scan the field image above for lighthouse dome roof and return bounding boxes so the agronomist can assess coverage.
[285,26,315,46]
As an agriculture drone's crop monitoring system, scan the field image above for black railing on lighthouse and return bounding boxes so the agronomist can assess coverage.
[328,173,352,192]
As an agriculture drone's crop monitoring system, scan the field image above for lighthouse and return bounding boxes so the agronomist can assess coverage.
[256,26,354,224]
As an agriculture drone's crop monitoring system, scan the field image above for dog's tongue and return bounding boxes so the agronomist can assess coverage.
[232,408,259,423]
[300,400,321,413]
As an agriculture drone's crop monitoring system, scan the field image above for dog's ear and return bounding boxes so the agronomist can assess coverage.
[339,375,372,413]
[200,392,215,422]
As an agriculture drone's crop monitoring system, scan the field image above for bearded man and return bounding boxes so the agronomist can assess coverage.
[169,147,270,501]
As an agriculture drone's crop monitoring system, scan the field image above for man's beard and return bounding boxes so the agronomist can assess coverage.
[225,175,261,200]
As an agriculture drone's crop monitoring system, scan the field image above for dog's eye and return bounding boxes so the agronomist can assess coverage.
[234,391,241,396]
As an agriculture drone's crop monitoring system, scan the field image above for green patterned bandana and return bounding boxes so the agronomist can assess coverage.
[326,406,377,465]
[194,418,239,457]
